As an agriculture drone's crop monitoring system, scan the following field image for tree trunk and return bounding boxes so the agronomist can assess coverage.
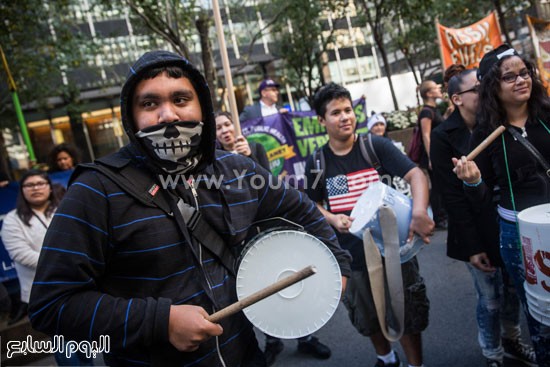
[63,87,92,162]
[362,0,399,111]
[493,0,512,44]
[196,13,221,110]
[67,111,92,163]
[375,36,399,111]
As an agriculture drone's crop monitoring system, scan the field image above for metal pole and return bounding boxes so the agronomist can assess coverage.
[212,0,241,135]
[0,44,36,163]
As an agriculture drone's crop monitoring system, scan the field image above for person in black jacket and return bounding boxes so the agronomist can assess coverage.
[28,51,352,367]
[431,64,534,367]
[215,111,270,171]
[454,44,550,367]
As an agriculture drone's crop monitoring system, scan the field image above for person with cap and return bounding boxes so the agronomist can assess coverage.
[305,82,434,367]
[367,113,388,137]
[28,50,352,367]
[432,64,536,367]
[454,44,550,366]
[239,78,288,121]
[368,113,410,196]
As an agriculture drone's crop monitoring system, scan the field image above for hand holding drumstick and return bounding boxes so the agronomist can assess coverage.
[452,126,506,184]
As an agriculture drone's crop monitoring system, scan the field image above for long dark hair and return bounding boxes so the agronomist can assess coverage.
[477,55,550,134]
[16,170,58,226]
[48,143,80,172]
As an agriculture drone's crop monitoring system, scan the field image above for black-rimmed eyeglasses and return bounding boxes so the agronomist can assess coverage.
[501,70,531,84]
[456,85,479,95]
[22,182,49,189]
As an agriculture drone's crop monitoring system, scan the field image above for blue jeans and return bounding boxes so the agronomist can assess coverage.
[500,219,550,367]
[466,263,521,362]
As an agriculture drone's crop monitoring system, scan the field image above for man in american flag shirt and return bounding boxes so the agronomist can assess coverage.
[305,83,434,367]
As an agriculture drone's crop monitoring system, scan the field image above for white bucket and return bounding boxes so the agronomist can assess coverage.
[349,181,431,263]
[518,203,550,327]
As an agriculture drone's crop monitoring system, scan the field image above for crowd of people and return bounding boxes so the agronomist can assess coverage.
[0,43,548,367]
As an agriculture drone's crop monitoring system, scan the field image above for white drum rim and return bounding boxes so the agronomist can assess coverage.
[518,203,550,225]
[349,181,385,234]
[236,229,342,339]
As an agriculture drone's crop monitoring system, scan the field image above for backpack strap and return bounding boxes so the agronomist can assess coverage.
[359,133,382,174]
[313,146,327,196]
[73,158,236,276]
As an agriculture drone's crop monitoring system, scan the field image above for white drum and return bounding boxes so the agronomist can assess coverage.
[518,203,550,327]
[236,230,342,338]
[349,181,431,263]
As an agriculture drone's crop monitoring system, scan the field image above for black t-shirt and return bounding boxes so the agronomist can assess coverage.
[471,118,550,213]
[304,135,415,270]
[418,105,444,169]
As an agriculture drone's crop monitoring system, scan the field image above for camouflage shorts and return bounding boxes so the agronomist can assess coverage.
[342,256,430,337]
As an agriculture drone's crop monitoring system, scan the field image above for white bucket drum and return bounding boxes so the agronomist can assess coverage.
[349,181,431,263]
[236,230,342,338]
[518,203,550,327]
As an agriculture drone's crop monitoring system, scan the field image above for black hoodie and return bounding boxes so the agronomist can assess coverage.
[29,51,351,366]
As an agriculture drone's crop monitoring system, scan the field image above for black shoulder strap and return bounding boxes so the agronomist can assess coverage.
[75,162,172,215]
[74,161,236,277]
[359,133,382,173]
[313,146,326,190]
[507,126,550,179]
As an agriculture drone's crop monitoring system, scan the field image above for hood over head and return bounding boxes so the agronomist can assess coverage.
[120,50,216,168]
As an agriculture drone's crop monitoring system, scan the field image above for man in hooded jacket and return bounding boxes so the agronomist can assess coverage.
[28,51,352,367]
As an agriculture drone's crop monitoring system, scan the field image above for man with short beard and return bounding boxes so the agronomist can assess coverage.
[29,51,351,367]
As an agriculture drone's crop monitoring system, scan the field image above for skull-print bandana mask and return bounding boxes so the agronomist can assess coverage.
[135,121,203,174]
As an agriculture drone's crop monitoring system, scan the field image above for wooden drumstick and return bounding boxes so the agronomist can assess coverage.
[206,265,317,324]
[466,125,506,161]
[453,125,506,172]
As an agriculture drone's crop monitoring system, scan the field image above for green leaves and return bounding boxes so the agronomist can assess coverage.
[0,0,97,127]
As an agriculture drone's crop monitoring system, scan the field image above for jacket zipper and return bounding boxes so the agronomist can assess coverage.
[192,182,227,367]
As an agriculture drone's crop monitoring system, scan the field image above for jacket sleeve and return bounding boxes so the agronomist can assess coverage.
[251,164,352,278]
[250,142,270,171]
[430,128,485,258]
[1,213,41,268]
[463,128,495,209]
[239,106,252,122]
[29,170,171,350]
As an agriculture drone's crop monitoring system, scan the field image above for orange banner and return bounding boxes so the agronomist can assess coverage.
[437,12,503,69]
[526,15,550,95]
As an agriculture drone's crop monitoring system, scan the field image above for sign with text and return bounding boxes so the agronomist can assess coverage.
[241,98,367,188]
[437,12,502,69]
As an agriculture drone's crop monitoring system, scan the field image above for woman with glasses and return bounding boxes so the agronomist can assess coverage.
[454,45,550,366]
[432,64,535,367]
[0,170,93,365]
[1,170,58,320]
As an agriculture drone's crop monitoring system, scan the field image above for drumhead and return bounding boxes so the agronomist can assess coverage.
[236,230,342,338]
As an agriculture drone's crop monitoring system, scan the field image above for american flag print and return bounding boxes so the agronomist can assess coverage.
[327,168,379,212]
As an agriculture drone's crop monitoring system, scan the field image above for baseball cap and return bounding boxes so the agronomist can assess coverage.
[258,78,280,93]
[477,44,519,81]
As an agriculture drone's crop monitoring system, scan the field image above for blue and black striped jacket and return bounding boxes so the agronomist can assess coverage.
[29,145,352,367]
